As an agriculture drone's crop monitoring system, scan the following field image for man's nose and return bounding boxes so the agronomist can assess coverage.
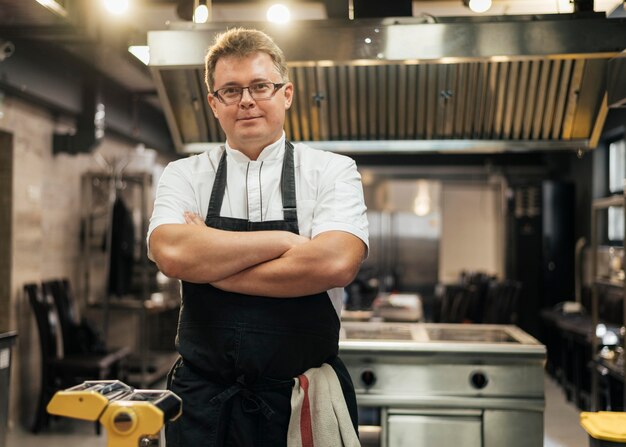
[239,88,255,107]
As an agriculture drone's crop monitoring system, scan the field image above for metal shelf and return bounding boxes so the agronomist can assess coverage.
[595,357,624,382]
[591,192,626,410]
[80,171,163,389]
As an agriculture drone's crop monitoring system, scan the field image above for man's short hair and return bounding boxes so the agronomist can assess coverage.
[205,28,289,92]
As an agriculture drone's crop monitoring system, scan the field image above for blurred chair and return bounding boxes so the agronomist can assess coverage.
[41,279,108,357]
[436,284,467,323]
[483,280,522,324]
[25,282,130,433]
[435,273,521,325]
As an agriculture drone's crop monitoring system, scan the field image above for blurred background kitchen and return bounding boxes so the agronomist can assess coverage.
[1,0,626,446]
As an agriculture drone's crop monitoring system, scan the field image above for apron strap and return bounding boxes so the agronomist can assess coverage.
[281,141,298,223]
[206,148,228,219]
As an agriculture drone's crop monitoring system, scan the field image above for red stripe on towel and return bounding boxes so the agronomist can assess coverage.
[299,374,314,447]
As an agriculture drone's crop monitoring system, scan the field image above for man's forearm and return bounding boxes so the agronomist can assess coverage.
[212,232,366,297]
[212,255,331,297]
[150,224,305,283]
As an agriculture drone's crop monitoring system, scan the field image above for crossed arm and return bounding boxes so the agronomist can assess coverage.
[149,212,366,297]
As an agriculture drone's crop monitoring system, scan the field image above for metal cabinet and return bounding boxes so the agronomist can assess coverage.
[386,409,482,447]
[483,410,544,447]
[383,408,543,447]
[340,322,546,447]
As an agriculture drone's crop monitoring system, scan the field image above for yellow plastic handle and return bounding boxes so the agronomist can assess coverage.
[47,390,109,422]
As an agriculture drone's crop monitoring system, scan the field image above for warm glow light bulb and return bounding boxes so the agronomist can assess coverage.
[413,181,432,217]
[194,4,209,23]
[468,0,492,13]
[103,0,129,15]
[267,4,291,24]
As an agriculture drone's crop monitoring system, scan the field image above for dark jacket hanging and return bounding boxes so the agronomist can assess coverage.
[108,196,135,297]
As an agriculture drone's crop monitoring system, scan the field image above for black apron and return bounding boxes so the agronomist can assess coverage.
[165,141,359,447]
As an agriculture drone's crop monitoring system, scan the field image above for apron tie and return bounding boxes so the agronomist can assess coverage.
[240,389,275,419]
[208,375,276,421]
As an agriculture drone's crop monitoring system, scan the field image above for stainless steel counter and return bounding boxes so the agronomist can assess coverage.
[341,322,545,354]
[339,322,546,447]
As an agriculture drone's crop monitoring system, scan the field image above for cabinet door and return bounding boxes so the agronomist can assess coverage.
[387,413,482,447]
[483,410,543,447]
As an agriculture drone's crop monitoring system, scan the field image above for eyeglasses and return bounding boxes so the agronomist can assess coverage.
[212,82,286,105]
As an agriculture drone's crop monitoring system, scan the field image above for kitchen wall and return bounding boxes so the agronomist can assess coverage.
[361,175,505,296]
[440,182,504,283]
[0,94,154,429]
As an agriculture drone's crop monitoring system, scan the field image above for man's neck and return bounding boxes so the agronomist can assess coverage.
[228,134,283,161]
[236,145,264,161]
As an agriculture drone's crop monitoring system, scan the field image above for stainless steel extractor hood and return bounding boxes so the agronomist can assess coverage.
[148,14,626,154]
[608,51,626,108]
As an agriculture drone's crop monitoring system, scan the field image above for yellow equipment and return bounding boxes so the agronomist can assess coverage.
[47,380,182,447]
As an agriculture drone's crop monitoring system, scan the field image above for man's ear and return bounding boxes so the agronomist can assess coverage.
[208,93,219,118]
[283,82,294,110]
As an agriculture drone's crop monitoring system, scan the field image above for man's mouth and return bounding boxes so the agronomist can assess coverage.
[238,116,261,121]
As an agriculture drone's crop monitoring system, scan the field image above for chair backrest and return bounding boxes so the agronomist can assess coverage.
[484,280,522,324]
[439,284,467,323]
[25,283,63,364]
[42,279,78,356]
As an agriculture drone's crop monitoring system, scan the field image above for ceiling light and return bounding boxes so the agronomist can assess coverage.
[466,0,492,13]
[36,0,68,17]
[413,181,432,217]
[128,46,150,65]
[267,4,291,24]
[193,1,210,24]
[103,0,129,15]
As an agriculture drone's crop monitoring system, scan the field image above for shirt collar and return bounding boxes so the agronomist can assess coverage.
[225,132,286,163]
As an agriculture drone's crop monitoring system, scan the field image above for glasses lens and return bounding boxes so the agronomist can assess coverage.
[220,87,242,103]
[249,83,274,99]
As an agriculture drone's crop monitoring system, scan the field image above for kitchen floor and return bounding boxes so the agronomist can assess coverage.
[544,375,589,447]
[6,374,590,447]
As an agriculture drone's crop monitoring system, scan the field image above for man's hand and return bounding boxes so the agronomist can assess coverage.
[183,211,205,226]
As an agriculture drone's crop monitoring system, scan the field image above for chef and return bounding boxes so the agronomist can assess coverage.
[148,28,369,446]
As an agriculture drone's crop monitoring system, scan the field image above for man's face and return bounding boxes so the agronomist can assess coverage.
[208,52,293,155]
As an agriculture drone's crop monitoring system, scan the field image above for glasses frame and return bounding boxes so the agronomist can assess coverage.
[212,82,286,105]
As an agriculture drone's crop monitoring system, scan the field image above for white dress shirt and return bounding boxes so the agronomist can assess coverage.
[148,133,369,315]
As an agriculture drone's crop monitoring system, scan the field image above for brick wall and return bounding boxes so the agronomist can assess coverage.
[0,95,142,429]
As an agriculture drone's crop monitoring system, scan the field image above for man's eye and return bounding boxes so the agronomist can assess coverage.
[251,83,271,92]
[222,87,240,96]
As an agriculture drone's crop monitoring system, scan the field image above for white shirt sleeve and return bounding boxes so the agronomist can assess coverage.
[146,161,199,260]
[310,155,369,253]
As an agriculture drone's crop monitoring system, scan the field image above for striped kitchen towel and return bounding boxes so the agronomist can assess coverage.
[287,363,360,447]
